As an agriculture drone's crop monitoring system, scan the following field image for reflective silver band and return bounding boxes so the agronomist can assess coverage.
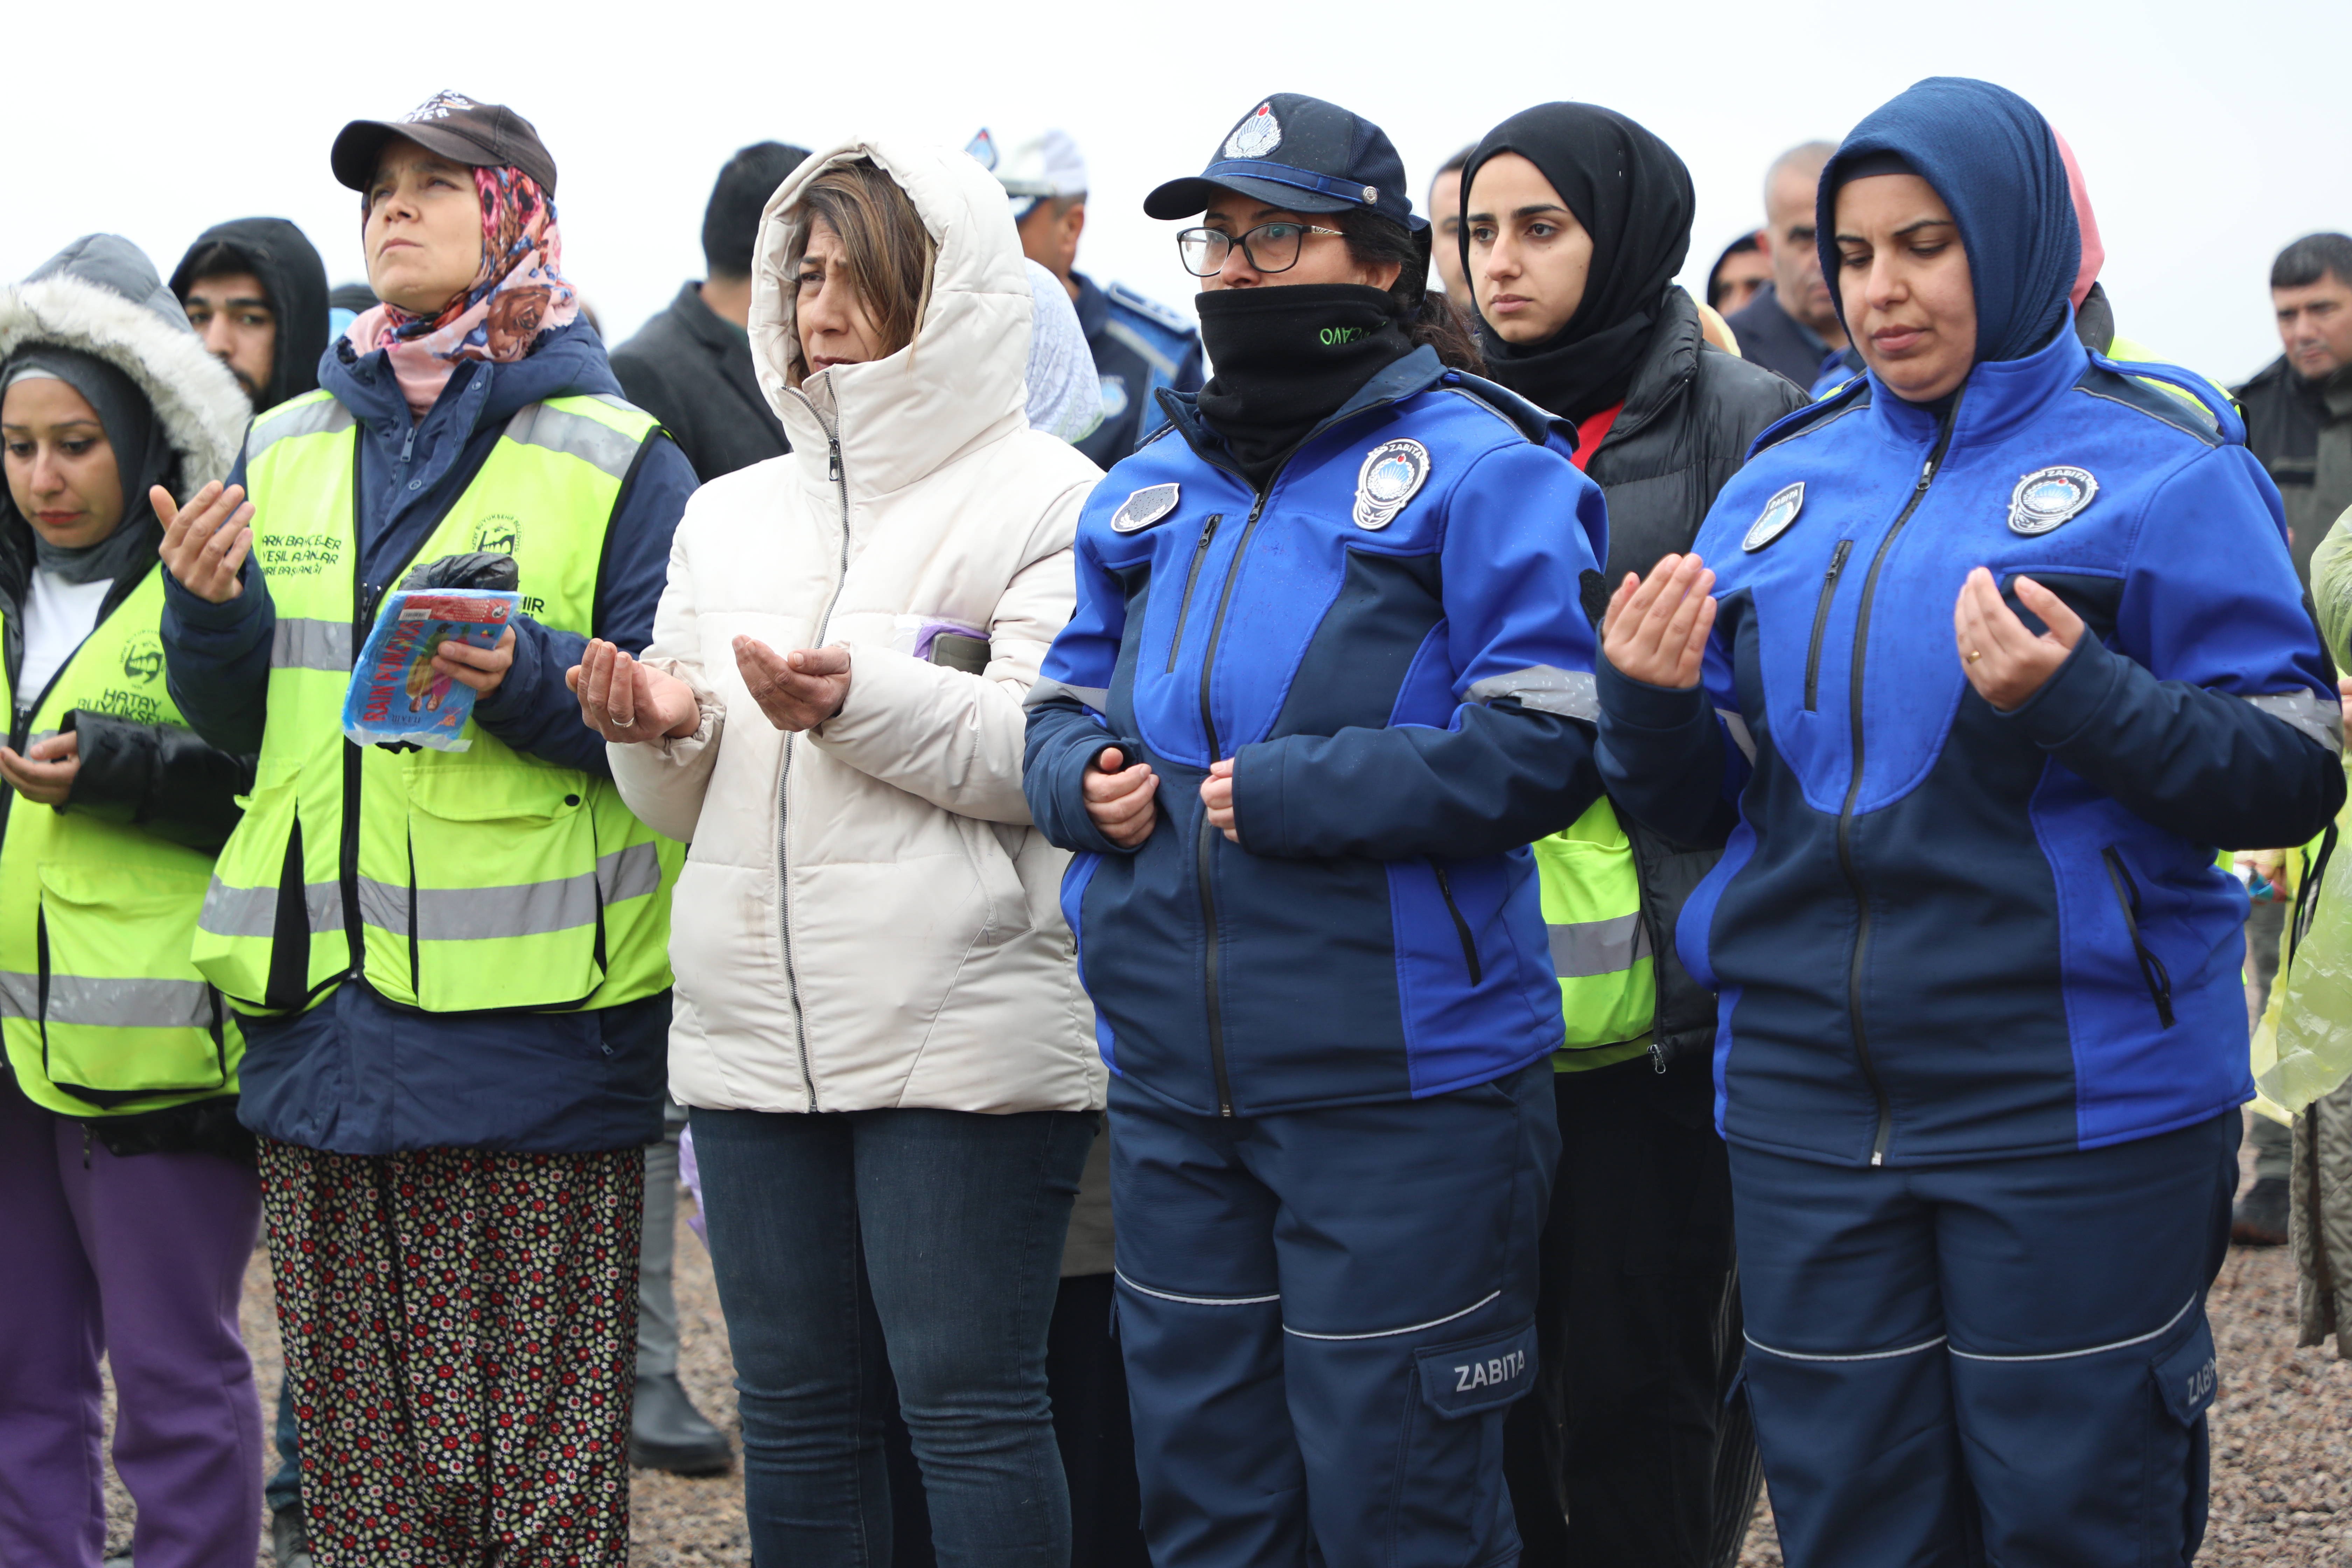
[1947,1294,2196,1363]
[245,397,353,464]
[1025,678,1110,712]
[2241,690,2343,751]
[1115,1270,1279,1307]
[198,878,344,940]
[361,872,599,943]
[1716,709,1758,763]
[1549,911,1653,980]
[1745,1331,1949,1364]
[1466,666,1598,721]
[271,618,352,673]
[204,848,657,947]
[503,402,642,482]
[0,970,215,1030]
[597,841,665,905]
[1284,1290,1502,1342]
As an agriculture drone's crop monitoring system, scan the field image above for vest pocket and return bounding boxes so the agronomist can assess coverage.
[401,764,606,1011]
[35,860,229,1105]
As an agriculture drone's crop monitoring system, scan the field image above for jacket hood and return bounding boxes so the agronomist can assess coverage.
[170,217,331,411]
[749,136,1032,495]
[1,234,249,495]
[1817,77,2078,370]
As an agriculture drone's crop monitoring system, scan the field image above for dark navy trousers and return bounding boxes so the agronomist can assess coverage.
[1110,1060,1558,1568]
[1731,1112,2239,1568]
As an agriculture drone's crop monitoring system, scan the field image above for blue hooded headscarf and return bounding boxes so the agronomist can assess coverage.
[1815,78,2079,376]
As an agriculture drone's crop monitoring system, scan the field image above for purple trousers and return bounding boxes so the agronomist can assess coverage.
[0,1072,265,1568]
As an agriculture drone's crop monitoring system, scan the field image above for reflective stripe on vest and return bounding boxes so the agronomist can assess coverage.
[1531,796,1657,1050]
[193,392,684,1016]
[0,565,240,1117]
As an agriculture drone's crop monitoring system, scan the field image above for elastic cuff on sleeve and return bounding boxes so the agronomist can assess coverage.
[1596,654,1711,732]
[1231,741,1282,856]
[1993,634,2114,745]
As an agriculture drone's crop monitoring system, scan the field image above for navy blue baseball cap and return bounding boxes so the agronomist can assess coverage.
[1144,93,1425,232]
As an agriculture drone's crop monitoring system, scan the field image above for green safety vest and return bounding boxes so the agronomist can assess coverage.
[192,390,683,1017]
[1533,795,1657,1063]
[1,565,242,1116]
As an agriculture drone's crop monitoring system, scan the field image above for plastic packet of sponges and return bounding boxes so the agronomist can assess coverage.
[342,587,519,752]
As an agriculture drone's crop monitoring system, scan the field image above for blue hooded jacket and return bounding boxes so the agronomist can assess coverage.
[1023,347,1610,1116]
[159,320,698,1154]
[1595,78,2345,1168]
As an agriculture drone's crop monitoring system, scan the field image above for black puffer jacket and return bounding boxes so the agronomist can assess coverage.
[1582,288,1807,1065]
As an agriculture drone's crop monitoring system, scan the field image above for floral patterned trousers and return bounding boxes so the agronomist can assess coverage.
[258,1140,644,1567]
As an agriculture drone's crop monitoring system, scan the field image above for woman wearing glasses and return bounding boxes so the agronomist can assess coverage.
[1022,93,1614,1568]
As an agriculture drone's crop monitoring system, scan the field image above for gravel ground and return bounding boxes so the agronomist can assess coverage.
[102,1122,2350,1564]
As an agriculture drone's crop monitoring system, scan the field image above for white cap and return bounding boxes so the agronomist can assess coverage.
[967,127,1088,217]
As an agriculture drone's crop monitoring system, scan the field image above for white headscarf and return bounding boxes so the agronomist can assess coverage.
[1023,260,1102,446]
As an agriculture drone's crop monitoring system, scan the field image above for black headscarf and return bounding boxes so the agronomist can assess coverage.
[1460,104,1694,421]
[1,345,175,584]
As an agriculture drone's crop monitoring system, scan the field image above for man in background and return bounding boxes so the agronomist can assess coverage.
[1724,141,1852,391]
[1706,233,1770,317]
[2233,232,2352,1245]
[610,141,809,482]
[1427,145,1476,322]
[971,126,1202,467]
[172,218,329,411]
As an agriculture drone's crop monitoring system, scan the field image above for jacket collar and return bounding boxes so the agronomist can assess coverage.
[1865,308,2091,451]
[323,319,622,440]
[1605,287,1702,450]
[1158,344,1449,486]
[672,281,749,354]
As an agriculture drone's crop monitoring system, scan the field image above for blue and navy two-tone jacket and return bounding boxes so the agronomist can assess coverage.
[1596,320,2346,1168]
[1023,347,1611,1117]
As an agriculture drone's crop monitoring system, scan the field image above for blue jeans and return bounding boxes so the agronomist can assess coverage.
[692,1105,1094,1568]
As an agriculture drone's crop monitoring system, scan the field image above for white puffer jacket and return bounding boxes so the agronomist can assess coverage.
[609,136,1106,1116]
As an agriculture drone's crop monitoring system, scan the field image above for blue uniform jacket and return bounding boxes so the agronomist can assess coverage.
[1595,320,2345,1168]
[158,322,698,1154]
[1024,347,1611,1117]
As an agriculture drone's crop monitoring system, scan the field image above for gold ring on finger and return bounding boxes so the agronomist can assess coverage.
[1965,649,1983,664]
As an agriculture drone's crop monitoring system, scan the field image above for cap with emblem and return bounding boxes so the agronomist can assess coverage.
[1144,93,1422,232]
[331,90,559,197]
[969,127,1088,221]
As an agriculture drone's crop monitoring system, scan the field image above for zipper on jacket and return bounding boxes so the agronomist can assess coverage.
[1164,514,1223,673]
[2100,847,2176,1029]
[1183,387,1420,1121]
[1433,864,1483,985]
[1802,541,1854,712]
[1837,400,1960,1167]
[775,397,850,1112]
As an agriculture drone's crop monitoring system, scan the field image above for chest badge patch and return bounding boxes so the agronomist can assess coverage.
[2008,467,2098,535]
[1111,482,1180,533]
[1741,482,1805,552]
[1353,439,1431,530]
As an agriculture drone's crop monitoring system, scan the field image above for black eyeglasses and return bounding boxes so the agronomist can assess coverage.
[1176,220,1345,277]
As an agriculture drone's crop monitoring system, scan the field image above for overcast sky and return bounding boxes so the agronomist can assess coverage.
[7,0,2343,388]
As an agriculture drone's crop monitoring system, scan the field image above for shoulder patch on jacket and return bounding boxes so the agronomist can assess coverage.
[2072,364,2224,449]
[1436,374,1569,447]
[1751,376,1871,458]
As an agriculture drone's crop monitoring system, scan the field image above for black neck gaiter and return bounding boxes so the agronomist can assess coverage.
[1194,284,1412,491]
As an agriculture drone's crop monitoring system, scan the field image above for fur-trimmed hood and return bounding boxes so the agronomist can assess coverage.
[0,234,250,493]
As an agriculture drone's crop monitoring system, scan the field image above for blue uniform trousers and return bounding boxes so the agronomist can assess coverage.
[1110,1060,1557,1568]
[1731,1112,2239,1568]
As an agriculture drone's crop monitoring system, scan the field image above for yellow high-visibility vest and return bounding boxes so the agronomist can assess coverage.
[1533,796,1657,1059]
[193,391,682,1016]
[1,564,243,1115]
